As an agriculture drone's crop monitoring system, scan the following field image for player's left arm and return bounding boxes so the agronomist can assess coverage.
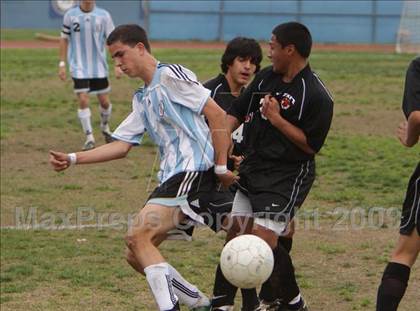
[261,95,316,154]
[398,111,420,147]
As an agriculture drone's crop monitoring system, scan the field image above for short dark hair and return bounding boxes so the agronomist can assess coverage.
[221,37,263,74]
[272,22,312,58]
[106,24,151,53]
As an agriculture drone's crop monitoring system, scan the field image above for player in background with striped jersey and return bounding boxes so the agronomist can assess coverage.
[59,0,122,150]
[50,24,237,311]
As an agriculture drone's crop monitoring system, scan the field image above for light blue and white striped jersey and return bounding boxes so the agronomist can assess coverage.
[61,5,114,79]
[112,63,214,184]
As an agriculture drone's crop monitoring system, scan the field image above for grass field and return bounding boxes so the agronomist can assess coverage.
[1,39,419,310]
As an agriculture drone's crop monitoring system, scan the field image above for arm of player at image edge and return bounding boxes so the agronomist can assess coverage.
[202,97,239,187]
[49,140,132,172]
[398,110,420,147]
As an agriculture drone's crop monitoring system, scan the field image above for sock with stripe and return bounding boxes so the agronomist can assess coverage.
[259,237,293,303]
[265,245,300,304]
[144,262,179,311]
[99,103,112,133]
[376,262,410,311]
[211,263,237,308]
[167,263,210,308]
[78,108,94,141]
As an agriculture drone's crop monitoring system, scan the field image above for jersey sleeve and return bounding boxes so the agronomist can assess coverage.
[112,97,146,145]
[61,12,71,39]
[104,11,115,38]
[402,57,420,119]
[300,93,334,153]
[160,65,211,114]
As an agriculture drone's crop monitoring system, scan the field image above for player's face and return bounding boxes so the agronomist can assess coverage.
[109,41,143,78]
[227,56,256,86]
[268,35,290,74]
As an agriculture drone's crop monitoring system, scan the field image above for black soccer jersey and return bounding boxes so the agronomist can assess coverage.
[228,65,334,169]
[204,74,237,112]
[402,57,420,119]
[204,74,249,163]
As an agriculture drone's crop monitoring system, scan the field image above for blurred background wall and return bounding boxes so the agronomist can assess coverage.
[0,0,405,43]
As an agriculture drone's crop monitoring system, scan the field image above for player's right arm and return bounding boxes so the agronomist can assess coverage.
[59,12,71,81]
[398,111,420,147]
[58,38,68,81]
[49,141,132,172]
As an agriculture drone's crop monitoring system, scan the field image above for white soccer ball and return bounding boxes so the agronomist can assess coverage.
[220,234,274,288]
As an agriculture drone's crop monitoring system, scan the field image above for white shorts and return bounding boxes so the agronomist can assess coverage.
[231,190,287,236]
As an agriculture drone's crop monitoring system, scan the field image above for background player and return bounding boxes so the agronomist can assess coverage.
[376,57,420,311]
[223,22,334,311]
[59,0,121,150]
[50,24,237,311]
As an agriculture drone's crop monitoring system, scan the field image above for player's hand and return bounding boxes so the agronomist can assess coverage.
[114,66,123,79]
[397,121,409,146]
[49,150,71,171]
[230,155,244,171]
[216,170,239,189]
[261,95,281,122]
[58,67,66,81]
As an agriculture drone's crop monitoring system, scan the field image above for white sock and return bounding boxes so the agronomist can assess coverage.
[144,263,178,311]
[168,264,209,308]
[78,108,94,140]
[99,103,112,132]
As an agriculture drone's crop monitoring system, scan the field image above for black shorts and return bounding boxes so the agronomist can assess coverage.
[399,162,420,236]
[147,168,234,232]
[236,160,315,221]
[72,78,110,94]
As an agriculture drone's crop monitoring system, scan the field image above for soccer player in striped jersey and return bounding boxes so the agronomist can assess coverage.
[50,24,237,311]
[59,0,121,150]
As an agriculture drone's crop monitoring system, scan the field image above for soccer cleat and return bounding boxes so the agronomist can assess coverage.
[259,300,281,311]
[191,306,211,311]
[102,130,114,143]
[276,300,308,311]
[82,140,95,151]
[211,306,234,311]
[166,227,194,241]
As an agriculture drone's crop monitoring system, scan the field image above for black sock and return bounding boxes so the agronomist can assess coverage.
[261,244,300,304]
[241,288,259,311]
[376,262,410,311]
[211,264,238,308]
[259,237,294,303]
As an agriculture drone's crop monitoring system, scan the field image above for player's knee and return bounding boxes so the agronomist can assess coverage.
[125,227,154,250]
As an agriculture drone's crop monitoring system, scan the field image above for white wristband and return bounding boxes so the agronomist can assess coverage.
[67,153,77,165]
[59,61,66,67]
[214,165,228,175]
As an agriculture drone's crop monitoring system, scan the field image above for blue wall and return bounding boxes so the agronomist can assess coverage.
[1,0,403,44]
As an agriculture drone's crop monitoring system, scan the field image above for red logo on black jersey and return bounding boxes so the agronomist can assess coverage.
[279,93,296,110]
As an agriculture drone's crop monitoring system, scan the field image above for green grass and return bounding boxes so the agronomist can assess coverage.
[1,29,60,41]
[1,46,419,310]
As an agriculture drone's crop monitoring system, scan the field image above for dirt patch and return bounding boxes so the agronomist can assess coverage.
[1,39,395,53]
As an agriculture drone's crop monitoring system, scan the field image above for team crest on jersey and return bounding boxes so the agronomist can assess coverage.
[278,93,296,110]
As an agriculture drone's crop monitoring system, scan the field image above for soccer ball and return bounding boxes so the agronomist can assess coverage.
[220,234,274,288]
